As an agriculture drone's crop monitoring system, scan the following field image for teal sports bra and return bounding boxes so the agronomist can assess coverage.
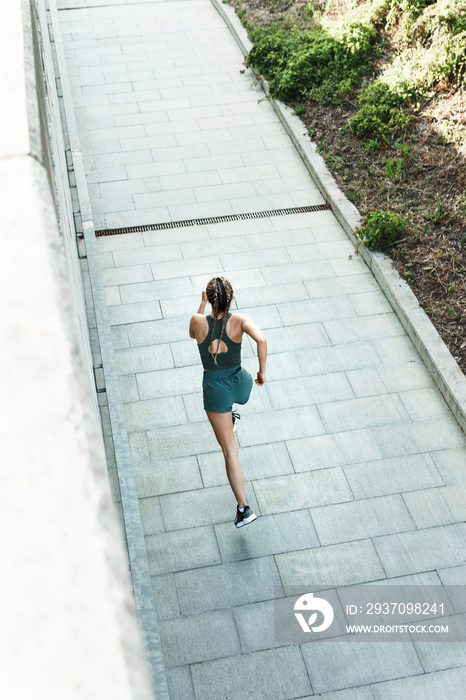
[197,314,242,371]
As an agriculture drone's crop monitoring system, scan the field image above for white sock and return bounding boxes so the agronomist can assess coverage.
[238,506,245,513]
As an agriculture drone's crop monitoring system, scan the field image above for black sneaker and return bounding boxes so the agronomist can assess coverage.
[234,505,257,528]
[232,411,241,433]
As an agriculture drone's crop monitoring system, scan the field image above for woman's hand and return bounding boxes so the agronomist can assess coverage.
[255,371,266,386]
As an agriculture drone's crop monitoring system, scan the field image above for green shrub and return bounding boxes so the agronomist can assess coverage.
[356,210,411,250]
[350,102,413,138]
[351,80,416,138]
[359,81,405,108]
[246,22,376,104]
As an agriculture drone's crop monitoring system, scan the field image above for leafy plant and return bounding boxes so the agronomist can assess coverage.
[366,138,381,151]
[385,156,404,180]
[293,103,307,115]
[398,142,413,157]
[384,142,413,179]
[424,195,444,223]
[356,209,411,250]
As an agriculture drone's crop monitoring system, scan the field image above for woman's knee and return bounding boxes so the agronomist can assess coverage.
[206,410,238,459]
[220,438,238,462]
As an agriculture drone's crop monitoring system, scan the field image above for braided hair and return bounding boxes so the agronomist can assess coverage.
[205,276,234,365]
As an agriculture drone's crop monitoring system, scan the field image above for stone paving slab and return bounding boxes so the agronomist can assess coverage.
[343,453,443,498]
[286,429,382,471]
[234,280,311,307]
[144,526,221,576]
[413,635,466,673]
[124,395,187,432]
[158,609,241,668]
[107,299,163,325]
[237,404,326,446]
[373,522,466,576]
[301,640,423,694]
[165,667,195,700]
[402,482,466,528]
[253,467,352,514]
[127,316,192,347]
[231,599,285,653]
[215,509,319,563]
[159,484,261,531]
[310,494,415,545]
[115,343,174,374]
[431,447,466,484]
[59,0,466,697]
[275,539,386,589]
[133,455,203,498]
[150,573,180,621]
[370,666,466,700]
[266,372,354,410]
[346,361,435,397]
[174,556,283,616]
[318,393,407,433]
[190,646,313,700]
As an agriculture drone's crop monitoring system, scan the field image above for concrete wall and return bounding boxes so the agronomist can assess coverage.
[0,1,153,698]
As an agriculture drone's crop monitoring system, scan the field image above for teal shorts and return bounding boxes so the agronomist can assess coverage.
[202,365,253,413]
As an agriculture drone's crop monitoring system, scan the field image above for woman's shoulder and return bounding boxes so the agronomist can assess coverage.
[229,312,253,324]
[227,312,254,336]
[189,313,209,334]
[190,312,208,323]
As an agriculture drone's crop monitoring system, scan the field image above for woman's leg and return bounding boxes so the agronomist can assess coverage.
[206,410,247,507]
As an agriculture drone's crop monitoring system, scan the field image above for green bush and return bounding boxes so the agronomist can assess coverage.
[358,81,405,108]
[246,22,376,104]
[350,81,413,137]
[356,210,411,250]
[350,102,413,137]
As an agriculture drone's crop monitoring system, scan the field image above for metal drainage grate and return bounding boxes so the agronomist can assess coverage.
[95,203,330,237]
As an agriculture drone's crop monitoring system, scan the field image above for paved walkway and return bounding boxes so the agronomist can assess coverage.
[59,1,466,698]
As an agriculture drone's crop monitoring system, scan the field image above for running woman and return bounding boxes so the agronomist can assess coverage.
[189,276,267,527]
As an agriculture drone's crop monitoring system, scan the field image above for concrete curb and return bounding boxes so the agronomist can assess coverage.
[48,2,169,698]
[211,0,466,433]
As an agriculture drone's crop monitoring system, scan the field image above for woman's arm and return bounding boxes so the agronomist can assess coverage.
[196,290,207,315]
[189,291,207,338]
[241,316,267,385]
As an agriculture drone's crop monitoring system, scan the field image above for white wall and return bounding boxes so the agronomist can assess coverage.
[0,2,154,698]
